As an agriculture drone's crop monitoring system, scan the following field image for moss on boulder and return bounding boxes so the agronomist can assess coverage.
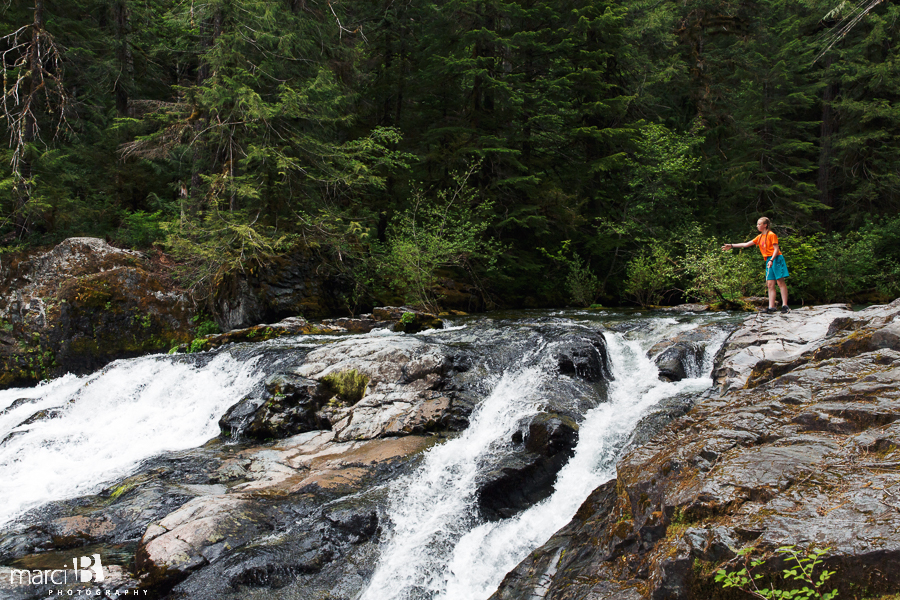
[0,238,194,388]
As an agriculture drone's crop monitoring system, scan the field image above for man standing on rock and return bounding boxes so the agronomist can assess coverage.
[721,216,790,313]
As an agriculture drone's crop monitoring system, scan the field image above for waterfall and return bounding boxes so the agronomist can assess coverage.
[0,310,732,600]
[358,361,550,599]
[360,320,728,600]
[0,352,264,528]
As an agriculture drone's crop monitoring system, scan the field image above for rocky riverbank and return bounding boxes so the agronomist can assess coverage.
[0,238,193,388]
[6,301,894,600]
[0,237,447,390]
[1,314,654,600]
[491,300,900,600]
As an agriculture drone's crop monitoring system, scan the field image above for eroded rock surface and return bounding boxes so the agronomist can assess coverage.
[492,299,900,600]
[649,322,736,382]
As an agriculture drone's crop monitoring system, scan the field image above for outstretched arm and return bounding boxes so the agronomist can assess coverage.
[721,240,754,251]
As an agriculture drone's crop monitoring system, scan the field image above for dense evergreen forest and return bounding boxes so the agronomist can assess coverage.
[2,0,900,311]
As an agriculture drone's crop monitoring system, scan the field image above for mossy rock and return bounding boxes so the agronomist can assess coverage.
[0,239,195,388]
[320,369,369,405]
[371,306,444,333]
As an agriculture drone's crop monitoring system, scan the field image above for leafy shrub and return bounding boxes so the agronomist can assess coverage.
[540,240,600,307]
[683,234,759,306]
[776,233,824,305]
[624,246,678,307]
[811,230,879,301]
[782,217,900,304]
[715,545,837,600]
[565,252,601,307]
[375,162,498,312]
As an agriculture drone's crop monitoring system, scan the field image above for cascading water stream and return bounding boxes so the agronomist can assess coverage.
[0,310,734,600]
[0,352,265,527]
[358,360,551,599]
[360,318,729,600]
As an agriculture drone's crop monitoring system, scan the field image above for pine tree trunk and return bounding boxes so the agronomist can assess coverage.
[190,7,223,203]
[16,0,44,238]
[113,0,134,117]
[817,55,836,224]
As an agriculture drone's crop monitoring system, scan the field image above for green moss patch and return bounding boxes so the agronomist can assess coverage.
[320,369,370,405]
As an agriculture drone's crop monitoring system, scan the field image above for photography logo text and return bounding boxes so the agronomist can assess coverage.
[4,554,144,594]
[7,553,104,587]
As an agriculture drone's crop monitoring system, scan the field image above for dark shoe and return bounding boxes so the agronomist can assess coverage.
[780,305,790,313]
[758,307,776,314]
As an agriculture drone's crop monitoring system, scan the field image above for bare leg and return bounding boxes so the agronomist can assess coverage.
[777,278,788,307]
[767,279,777,308]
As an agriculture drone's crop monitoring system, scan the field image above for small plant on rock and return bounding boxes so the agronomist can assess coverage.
[715,546,838,600]
[191,315,220,337]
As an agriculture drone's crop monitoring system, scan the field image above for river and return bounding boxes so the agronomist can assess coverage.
[0,308,738,599]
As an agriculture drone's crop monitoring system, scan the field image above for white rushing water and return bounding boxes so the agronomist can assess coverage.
[0,352,264,527]
[360,319,728,600]
[359,362,550,599]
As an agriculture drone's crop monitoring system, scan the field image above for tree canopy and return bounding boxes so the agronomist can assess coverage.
[2,0,899,308]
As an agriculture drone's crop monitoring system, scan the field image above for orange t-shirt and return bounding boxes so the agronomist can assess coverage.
[753,232,778,257]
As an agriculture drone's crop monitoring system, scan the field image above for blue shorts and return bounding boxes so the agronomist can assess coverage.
[764,255,789,280]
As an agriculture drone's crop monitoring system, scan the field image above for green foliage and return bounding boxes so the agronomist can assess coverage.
[619,123,702,240]
[624,247,679,307]
[565,254,602,309]
[400,312,416,325]
[117,210,166,249]
[3,0,900,309]
[161,205,297,300]
[320,369,369,406]
[715,546,838,600]
[374,163,498,312]
[540,241,601,307]
[684,232,759,306]
[778,216,900,304]
[191,315,221,338]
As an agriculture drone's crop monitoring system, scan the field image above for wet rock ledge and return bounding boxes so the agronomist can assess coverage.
[492,300,900,600]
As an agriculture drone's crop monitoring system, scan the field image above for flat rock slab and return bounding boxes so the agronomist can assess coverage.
[714,304,852,393]
[132,431,436,591]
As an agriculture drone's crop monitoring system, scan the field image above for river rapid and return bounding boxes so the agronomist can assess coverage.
[0,308,739,599]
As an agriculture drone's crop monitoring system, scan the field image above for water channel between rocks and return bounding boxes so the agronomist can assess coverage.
[359,312,733,600]
[0,309,740,599]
